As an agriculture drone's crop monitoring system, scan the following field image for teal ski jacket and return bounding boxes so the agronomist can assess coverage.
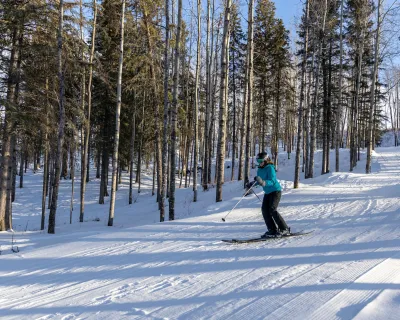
[256,163,282,194]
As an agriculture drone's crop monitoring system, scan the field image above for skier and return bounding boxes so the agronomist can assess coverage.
[250,152,290,238]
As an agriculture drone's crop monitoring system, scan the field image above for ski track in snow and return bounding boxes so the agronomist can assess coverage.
[1,147,400,319]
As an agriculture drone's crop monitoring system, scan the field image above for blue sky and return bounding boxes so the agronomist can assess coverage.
[274,0,303,38]
[275,0,303,23]
[181,0,304,45]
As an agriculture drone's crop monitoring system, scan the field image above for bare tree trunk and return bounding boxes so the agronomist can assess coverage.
[96,150,101,178]
[304,52,314,178]
[62,145,68,179]
[152,145,156,196]
[321,36,330,175]
[351,32,365,171]
[294,0,309,188]
[41,90,49,231]
[79,0,86,194]
[193,0,201,202]
[142,7,163,219]
[202,0,211,190]
[309,0,327,179]
[244,0,254,187]
[138,100,145,194]
[326,42,332,173]
[0,21,20,231]
[238,51,248,182]
[19,146,24,188]
[231,43,237,181]
[70,139,75,224]
[7,136,16,228]
[336,0,344,172]
[366,0,381,173]
[208,13,219,184]
[216,0,232,202]
[86,136,90,183]
[169,0,182,220]
[48,154,54,209]
[48,0,65,234]
[99,143,109,204]
[129,112,136,204]
[274,68,281,169]
[108,0,126,227]
[80,0,97,222]
[160,0,170,221]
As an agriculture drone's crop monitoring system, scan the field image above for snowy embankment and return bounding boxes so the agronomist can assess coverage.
[1,148,400,319]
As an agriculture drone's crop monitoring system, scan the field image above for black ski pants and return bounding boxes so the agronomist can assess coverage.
[261,191,288,232]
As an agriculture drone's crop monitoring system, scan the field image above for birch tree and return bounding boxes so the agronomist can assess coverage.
[161,0,170,220]
[80,0,97,222]
[294,0,309,188]
[244,0,254,187]
[216,0,232,202]
[193,0,201,202]
[108,0,126,226]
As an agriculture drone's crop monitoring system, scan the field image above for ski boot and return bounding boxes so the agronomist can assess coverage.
[279,227,291,236]
[261,230,278,239]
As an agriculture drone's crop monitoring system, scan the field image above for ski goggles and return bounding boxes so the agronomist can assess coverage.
[256,158,265,164]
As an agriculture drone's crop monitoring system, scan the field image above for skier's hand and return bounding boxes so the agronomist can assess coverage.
[254,176,265,187]
[246,181,255,189]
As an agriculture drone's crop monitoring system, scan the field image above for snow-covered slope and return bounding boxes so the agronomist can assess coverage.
[1,147,400,319]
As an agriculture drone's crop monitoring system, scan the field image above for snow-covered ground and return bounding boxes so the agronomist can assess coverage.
[1,147,400,319]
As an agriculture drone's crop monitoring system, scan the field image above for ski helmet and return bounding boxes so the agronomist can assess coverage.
[256,152,269,163]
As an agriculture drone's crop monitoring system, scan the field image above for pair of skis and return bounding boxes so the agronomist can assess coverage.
[222,230,313,244]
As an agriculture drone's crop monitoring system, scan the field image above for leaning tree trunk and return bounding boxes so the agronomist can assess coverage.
[108,0,125,227]
[48,0,65,234]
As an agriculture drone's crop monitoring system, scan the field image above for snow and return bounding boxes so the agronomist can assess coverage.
[1,147,400,319]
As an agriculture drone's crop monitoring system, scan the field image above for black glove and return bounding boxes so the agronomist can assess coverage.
[246,181,256,189]
[254,176,265,186]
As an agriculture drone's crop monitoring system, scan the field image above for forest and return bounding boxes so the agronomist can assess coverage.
[1,0,400,233]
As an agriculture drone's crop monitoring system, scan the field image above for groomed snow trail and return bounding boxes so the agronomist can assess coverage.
[1,148,400,320]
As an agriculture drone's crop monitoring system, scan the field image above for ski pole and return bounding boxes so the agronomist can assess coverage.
[246,184,262,202]
[253,190,262,203]
[222,183,256,222]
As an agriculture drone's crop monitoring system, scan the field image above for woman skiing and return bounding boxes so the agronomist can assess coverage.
[252,152,290,238]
